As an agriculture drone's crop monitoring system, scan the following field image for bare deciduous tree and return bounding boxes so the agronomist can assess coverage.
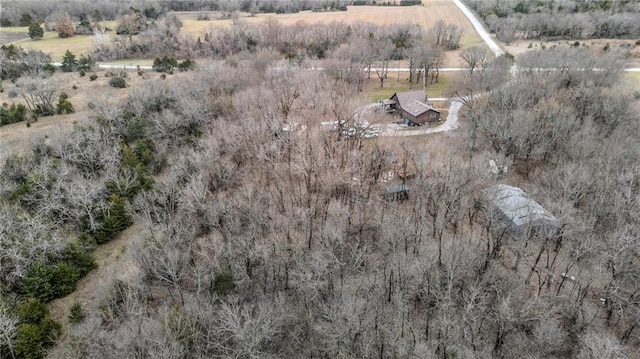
[17,73,59,115]
[460,46,490,74]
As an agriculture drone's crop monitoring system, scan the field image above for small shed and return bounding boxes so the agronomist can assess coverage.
[483,184,558,239]
[384,184,409,201]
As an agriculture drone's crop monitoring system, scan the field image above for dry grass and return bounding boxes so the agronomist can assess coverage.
[0,69,167,164]
[178,1,481,43]
[2,2,481,65]
[7,31,97,61]
[0,21,118,61]
[48,219,146,329]
[625,72,640,91]
[505,38,640,63]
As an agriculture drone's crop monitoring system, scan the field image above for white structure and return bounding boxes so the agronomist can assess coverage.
[484,184,558,239]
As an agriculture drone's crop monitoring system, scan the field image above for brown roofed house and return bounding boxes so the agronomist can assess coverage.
[385,91,441,126]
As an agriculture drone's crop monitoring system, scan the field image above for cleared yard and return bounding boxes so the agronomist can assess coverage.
[365,72,458,102]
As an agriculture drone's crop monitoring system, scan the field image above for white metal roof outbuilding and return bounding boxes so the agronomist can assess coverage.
[484,184,559,239]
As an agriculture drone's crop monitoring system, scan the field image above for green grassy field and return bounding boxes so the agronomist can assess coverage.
[0,21,118,61]
[4,31,96,61]
[366,72,455,102]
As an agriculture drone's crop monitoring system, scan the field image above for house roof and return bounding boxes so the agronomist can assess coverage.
[390,91,440,121]
[393,90,427,108]
[405,99,434,117]
[484,184,558,233]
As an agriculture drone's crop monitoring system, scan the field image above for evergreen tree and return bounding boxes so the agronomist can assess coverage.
[94,194,133,244]
[77,54,94,71]
[28,22,44,40]
[68,301,86,323]
[21,262,55,302]
[60,50,77,72]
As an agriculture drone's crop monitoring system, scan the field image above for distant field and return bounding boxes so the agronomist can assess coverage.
[505,38,640,60]
[0,22,118,61]
[178,2,481,46]
[0,2,481,65]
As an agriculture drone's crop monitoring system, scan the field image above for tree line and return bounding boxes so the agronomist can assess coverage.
[0,0,354,28]
[464,0,640,42]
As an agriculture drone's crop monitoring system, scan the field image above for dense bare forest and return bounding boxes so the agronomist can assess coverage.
[464,0,640,43]
[0,0,352,27]
[1,1,640,358]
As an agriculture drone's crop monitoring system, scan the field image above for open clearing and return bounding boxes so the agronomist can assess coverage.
[364,72,458,102]
[48,219,146,332]
[178,0,481,39]
[0,69,166,163]
[504,38,640,65]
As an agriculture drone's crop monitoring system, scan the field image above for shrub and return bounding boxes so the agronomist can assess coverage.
[77,54,94,71]
[56,93,75,114]
[69,301,86,323]
[89,73,98,81]
[79,70,86,77]
[153,56,178,72]
[636,39,640,45]
[43,63,56,74]
[15,323,44,359]
[178,59,195,71]
[212,272,234,296]
[109,76,126,88]
[17,298,48,324]
[28,22,44,40]
[56,13,75,38]
[0,103,28,126]
[15,317,61,359]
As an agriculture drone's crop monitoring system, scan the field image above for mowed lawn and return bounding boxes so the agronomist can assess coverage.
[0,22,118,61]
[365,72,458,102]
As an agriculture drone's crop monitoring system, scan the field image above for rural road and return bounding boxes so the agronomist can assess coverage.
[452,0,505,57]
[52,62,153,70]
